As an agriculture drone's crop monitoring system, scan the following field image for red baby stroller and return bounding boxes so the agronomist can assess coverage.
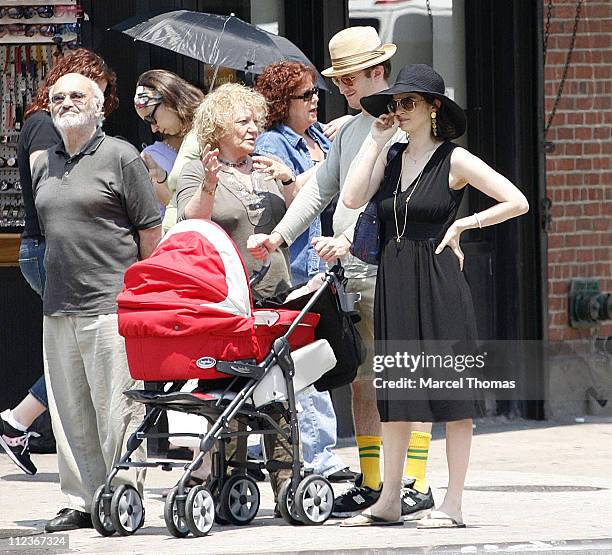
[91,219,361,538]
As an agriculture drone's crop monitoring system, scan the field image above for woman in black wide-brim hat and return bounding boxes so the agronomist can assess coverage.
[340,64,529,528]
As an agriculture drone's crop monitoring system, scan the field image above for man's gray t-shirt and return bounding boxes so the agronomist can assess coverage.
[33,129,162,316]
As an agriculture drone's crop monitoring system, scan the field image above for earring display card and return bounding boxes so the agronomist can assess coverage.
[0,1,82,233]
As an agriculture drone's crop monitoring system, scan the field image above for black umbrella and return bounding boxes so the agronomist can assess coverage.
[111,10,328,90]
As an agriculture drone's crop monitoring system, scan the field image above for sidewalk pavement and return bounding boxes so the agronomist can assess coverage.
[1,417,611,554]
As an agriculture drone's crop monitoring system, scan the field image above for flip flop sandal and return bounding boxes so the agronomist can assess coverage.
[340,513,404,527]
[417,513,466,529]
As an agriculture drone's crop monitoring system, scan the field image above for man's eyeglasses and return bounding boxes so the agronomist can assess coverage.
[386,97,424,113]
[331,73,359,87]
[50,91,88,105]
[143,103,160,125]
[289,87,319,101]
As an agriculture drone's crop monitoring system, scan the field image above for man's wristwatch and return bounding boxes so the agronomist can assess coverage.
[281,174,295,186]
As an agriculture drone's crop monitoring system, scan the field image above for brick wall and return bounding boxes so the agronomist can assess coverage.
[544,0,612,341]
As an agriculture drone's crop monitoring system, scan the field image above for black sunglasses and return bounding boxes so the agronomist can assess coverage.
[143,103,160,125]
[290,87,319,101]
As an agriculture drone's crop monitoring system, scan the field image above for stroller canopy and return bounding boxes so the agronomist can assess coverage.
[119,219,253,340]
[118,219,318,381]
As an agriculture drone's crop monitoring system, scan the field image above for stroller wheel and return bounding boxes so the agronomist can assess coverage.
[110,484,145,536]
[219,474,260,525]
[294,475,334,525]
[91,484,115,536]
[277,478,303,525]
[185,485,215,537]
[164,486,190,538]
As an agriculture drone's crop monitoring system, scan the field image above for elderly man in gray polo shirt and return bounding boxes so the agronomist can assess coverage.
[32,73,162,533]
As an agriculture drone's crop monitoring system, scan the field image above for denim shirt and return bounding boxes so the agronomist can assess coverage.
[256,123,330,284]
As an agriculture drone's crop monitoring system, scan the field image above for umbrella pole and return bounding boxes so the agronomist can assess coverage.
[208,14,234,93]
[209,64,221,93]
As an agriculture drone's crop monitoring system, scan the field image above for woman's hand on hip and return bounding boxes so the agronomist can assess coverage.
[435,222,465,271]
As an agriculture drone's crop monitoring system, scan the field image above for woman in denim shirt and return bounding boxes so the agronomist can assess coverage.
[255,62,331,284]
[253,61,357,484]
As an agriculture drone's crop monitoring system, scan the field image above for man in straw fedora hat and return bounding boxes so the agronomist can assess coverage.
[248,26,434,520]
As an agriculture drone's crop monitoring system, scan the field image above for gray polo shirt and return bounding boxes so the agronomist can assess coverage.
[33,128,162,316]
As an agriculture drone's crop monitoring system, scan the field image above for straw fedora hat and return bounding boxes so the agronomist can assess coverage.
[321,26,396,77]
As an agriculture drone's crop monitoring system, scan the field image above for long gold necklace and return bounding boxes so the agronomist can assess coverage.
[393,166,426,242]
[393,145,441,241]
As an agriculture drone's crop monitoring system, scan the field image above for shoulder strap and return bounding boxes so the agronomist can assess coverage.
[386,141,408,165]
[372,141,408,200]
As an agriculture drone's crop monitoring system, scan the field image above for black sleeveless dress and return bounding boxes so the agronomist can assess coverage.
[374,141,478,422]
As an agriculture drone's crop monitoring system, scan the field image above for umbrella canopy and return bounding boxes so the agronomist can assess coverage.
[111,10,328,90]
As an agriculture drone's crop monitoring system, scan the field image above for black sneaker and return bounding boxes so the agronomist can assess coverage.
[400,479,434,521]
[331,478,382,518]
[0,413,39,475]
[326,467,360,483]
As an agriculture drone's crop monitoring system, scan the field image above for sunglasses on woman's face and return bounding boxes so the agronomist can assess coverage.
[290,87,319,101]
[386,97,424,113]
[143,103,160,125]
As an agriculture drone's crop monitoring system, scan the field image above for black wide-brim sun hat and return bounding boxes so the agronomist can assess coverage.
[361,64,467,139]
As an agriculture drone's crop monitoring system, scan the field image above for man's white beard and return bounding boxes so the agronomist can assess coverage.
[52,108,99,153]
[52,108,97,132]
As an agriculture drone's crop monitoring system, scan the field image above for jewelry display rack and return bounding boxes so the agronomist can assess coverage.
[0,0,81,246]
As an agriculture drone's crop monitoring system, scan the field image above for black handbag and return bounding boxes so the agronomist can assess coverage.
[255,264,366,391]
[350,199,381,265]
[349,141,408,265]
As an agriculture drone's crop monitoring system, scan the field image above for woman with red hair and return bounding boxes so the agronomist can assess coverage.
[0,50,118,481]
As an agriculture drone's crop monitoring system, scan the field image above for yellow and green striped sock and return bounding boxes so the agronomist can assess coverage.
[404,431,431,494]
[356,435,382,490]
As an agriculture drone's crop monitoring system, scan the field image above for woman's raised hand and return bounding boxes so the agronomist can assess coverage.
[371,113,399,146]
[252,155,294,184]
[200,144,220,186]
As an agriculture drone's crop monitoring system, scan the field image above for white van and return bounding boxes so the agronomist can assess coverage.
[349,0,463,105]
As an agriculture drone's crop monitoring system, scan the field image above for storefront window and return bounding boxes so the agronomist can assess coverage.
[250,0,284,35]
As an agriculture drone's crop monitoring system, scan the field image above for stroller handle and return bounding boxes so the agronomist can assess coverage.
[249,256,271,287]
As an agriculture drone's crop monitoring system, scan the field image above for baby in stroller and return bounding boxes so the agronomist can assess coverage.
[90,219,362,538]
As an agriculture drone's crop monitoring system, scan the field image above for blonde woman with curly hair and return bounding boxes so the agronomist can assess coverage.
[175,83,301,504]
[177,82,297,298]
